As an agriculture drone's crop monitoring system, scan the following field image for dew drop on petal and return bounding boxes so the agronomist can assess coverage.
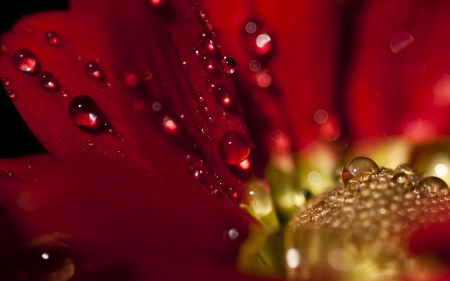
[38,71,58,91]
[213,83,230,102]
[342,157,379,186]
[149,0,162,6]
[199,11,209,22]
[125,73,139,88]
[255,34,272,55]
[2,77,11,87]
[390,32,414,54]
[117,150,126,158]
[45,31,61,46]
[249,60,261,72]
[13,48,38,73]
[217,131,250,164]
[162,116,177,132]
[419,176,448,194]
[68,95,100,127]
[245,22,257,34]
[222,56,237,74]
[31,244,75,281]
[85,61,104,80]
[6,89,16,99]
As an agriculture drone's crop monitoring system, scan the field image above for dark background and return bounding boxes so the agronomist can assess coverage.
[0,0,68,158]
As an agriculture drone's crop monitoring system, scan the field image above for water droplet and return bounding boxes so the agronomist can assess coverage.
[226,228,239,240]
[249,60,261,72]
[199,11,209,22]
[203,57,220,77]
[342,157,379,186]
[149,0,162,5]
[125,73,139,88]
[221,56,237,74]
[117,150,126,158]
[255,34,272,55]
[87,139,95,147]
[85,61,104,80]
[245,22,257,34]
[68,95,100,127]
[13,48,38,73]
[217,131,250,164]
[61,91,68,98]
[314,109,329,124]
[162,116,177,132]
[419,176,449,194]
[38,71,58,91]
[213,83,230,102]
[390,32,414,54]
[45,31,61,46]
[2,77,11,87]
[6,89,16,99]
[27,244,75,281]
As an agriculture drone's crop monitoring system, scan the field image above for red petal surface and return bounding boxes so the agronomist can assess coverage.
[200,0,345,150]
[0,156,271,280]
[0,0,261,201]
[346,0,450,143]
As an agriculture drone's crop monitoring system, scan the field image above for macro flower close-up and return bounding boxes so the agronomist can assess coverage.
[2,0,450,280]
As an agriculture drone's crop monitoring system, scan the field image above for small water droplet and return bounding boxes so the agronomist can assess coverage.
[149,0,162,5]
[117,150,126,158]
[390,32,414,54]
[125,73,139,88]
[213,83,230,104]
[255,34,272,55]
[199,11,209,22]
[221,56,237,74]
[162,116,177,132]
[217,131,250,164]
[61,91,68,98]
[249,60,261,72]
[29,243,75,281]
[85,61,104,80]
[38,71,58,91]
[68,95,100,127]
[342,157,379,186]
[13,48,38,73]
[245,22,257,34]
[87,139,95,147]
[6,89,16,99]
[2,77,11,87]
[45,31,61,46]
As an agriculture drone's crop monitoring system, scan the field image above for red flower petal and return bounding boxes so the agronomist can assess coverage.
[346,0,450,142]
[0,0,264,201]
[200,0,344,150]
[0,156,270,280]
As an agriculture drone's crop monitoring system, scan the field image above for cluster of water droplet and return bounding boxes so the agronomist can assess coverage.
[287,156,450,280]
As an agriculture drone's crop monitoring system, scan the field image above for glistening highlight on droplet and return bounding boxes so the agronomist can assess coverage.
[68,95,101,128]
[38,71,58,91]
[217,130,250,165]
[12,48,38,73]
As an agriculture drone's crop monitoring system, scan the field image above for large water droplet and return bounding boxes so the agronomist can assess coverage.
[221,56,237,74]
[390,32,414,54]
[13,48,38,73]
[342,157,379,186]
[45,31,61,46]
[38,71,58,91]
[68,95,100,127]
[85,61,104,80]
[25,244,75,281]
[217,131,250,164]
[419,176,448,195]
